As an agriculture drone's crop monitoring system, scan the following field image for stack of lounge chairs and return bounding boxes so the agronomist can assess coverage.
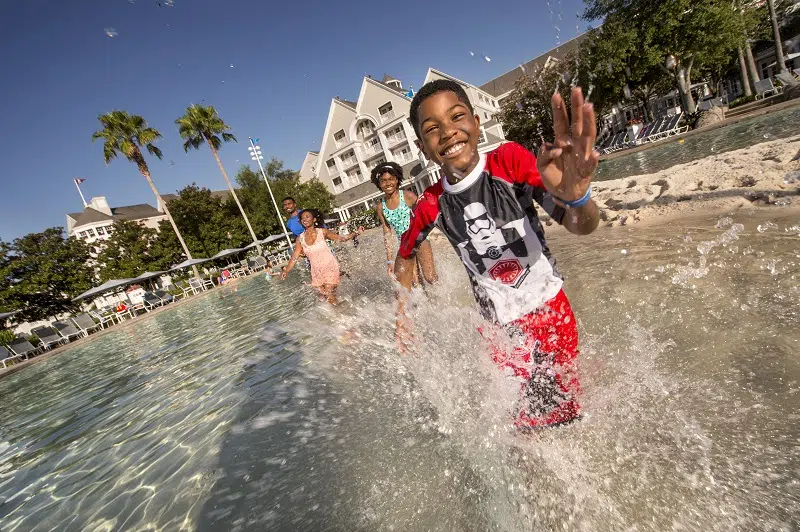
[597,113,689,154]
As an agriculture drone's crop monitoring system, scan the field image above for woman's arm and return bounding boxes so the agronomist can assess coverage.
[280,237,304,279]
[323,227,361,242]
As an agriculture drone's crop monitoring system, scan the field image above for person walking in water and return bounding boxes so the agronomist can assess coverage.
[372,162,437,284]
[281,209,362,304]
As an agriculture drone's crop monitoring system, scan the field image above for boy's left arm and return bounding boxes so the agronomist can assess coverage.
[528,86,602,236]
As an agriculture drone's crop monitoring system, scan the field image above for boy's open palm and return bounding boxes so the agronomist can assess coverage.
[536,87,600,202]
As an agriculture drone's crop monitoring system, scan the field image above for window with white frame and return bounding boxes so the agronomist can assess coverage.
[334,130,346,146]
[332,176,342,188]
[379,102,393,116]
[326,158,336,168]
[478,127,487,145]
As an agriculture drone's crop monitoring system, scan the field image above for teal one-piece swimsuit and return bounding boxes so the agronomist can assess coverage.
[382,198,411,236]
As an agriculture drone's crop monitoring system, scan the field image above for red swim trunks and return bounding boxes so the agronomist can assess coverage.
[483,289,581,430]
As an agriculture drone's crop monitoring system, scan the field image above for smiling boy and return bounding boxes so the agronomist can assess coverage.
[394,79,600,429]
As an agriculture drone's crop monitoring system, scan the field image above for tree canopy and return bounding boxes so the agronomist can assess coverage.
[0,228,93,322]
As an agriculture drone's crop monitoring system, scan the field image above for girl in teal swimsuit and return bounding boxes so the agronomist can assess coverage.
[371,162,438,284]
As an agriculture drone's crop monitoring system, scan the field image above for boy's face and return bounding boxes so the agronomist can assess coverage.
[415,91,481,179]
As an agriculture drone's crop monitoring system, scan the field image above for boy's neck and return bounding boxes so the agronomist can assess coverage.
[444,154,482,185]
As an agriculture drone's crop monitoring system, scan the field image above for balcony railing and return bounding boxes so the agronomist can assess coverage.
[327,165,340,177]
[380,110,396,124]
[385,131,406,145]
[393,152,414,164]
[361,142,383,158]
[340,155,358,168]
[334,137,347,149]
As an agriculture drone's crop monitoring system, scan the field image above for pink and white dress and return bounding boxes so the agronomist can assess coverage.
[299,228,341,287]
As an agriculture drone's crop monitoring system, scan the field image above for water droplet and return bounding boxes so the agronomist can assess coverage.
[483,55,491,62]
[469,51,475,57]
[169,160,176,167]
[621,249,628,255]
[763,133,770,139]
[104,27,118,38]
[757,221,777,233]
[230,63,235,68]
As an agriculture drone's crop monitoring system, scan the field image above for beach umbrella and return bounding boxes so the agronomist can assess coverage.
[134,270,168,282]
[210,248,246,260]
[72,278,136,301]
[0,310,18,321]
[261,234,285,244]
[169,257,212,272]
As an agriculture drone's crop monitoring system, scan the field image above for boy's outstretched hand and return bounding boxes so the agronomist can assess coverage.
[536,87,600,202]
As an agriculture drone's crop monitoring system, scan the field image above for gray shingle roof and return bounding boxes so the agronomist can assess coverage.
[479,33,588,97]
[334,181,378,207]
[111,204,164,221]
[70,208,114,227]
[339,99,357,110]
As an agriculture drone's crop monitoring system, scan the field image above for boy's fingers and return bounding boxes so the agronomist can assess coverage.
[582,103,597,158]
[570,87,584,138]
[537,143,562,167]
[551,92,570,143]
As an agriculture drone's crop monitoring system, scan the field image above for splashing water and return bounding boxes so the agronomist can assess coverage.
[104,27,118,38]
[0,211,797,531]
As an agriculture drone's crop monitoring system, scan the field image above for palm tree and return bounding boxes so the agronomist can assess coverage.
[175,105,262,254]
[92,110,200,278]
[766,0,788,76]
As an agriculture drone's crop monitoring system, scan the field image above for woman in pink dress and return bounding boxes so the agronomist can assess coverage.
[281,210,362,304]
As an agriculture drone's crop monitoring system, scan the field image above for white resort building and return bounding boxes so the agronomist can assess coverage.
[306,72,507,221]
[66,196,167,245]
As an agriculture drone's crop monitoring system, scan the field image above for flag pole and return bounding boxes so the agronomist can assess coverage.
[74,178,88,207]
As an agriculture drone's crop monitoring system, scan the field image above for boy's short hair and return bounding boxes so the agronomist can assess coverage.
[282,196,295,203]
[409,79,475,138]
[369,161,404,190]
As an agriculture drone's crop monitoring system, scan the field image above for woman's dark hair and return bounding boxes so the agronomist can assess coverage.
[370,161,404,190]
[299,208,324,228]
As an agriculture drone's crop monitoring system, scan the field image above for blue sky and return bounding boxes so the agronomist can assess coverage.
[0,0,590,241]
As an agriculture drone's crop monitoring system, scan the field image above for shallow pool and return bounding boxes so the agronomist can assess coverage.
[595,106,800,181]
[0,210,798,531]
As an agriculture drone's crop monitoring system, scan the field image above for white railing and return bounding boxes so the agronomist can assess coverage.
[333,183,344,194]
[327,166,340,177]
[362,143,383,157]
[334,138,347,149]
[380,110,396,123]
[386,131,406,145]
[341,156,358,168]
[393,152,414,164]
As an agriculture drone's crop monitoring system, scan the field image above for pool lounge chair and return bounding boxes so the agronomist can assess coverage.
[90,308,117,328]
[53,320,85,342]
[153,289,174,304]
[141,292,164,311]
[8,339,39,359]
[249,256,268,272]
[1,346,23,368]
[189,278,213,293]
[176,280,197,297]
[754,78,779,100]
[238,260,252,275]
[31,326,65,350]
[72,313,101,336]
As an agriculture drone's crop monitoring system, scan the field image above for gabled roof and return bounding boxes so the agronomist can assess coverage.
[69,208,114,227]
[382,74,399,83]
[112,204,164,221]
[338,99,357,110]
[479,32,588,97]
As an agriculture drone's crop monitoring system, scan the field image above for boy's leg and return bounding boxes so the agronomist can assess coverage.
[488,289,581,429]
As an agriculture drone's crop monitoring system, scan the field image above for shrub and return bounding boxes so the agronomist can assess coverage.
[0,329,16,345]
[346,209,380,233]
[729,95,756,109]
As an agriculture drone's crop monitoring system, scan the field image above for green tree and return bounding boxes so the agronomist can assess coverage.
[165,184,250,257]
[95,221,161,282]
[584,0,749,114]
[175,105,262,253]
[236,159,335,237]
[92,110,198,277]
[1,228,93,322]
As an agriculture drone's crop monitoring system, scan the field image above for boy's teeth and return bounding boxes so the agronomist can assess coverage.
[445,142,464,156]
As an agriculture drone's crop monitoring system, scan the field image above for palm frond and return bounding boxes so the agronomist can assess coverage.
[147,144,163,159]
[120,140,137,159]
[102,143,118,165]
[208,135,222,151]
[221,132,237,143]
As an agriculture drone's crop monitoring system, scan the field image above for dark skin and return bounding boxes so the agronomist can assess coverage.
[281,210,362,304]
[282,198,299,218]
[375,172,438,282]
[394,87,601,349]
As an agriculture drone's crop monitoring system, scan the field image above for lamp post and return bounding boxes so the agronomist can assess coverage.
[248,137,294,251]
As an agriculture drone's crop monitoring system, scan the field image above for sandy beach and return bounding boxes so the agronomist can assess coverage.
[547,135,800,231]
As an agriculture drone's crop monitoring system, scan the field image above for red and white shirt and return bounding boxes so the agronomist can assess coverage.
[399,142,566,325]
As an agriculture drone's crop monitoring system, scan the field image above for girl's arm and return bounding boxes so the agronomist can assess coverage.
[377,205,395,271]
[280,238,304,279]
[323,227,362,242]
[403,189,418,208]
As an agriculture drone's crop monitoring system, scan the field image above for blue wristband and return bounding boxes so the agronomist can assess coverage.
[557,186,592,208]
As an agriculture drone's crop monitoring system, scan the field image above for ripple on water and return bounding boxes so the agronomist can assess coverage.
[0,212,798,531]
